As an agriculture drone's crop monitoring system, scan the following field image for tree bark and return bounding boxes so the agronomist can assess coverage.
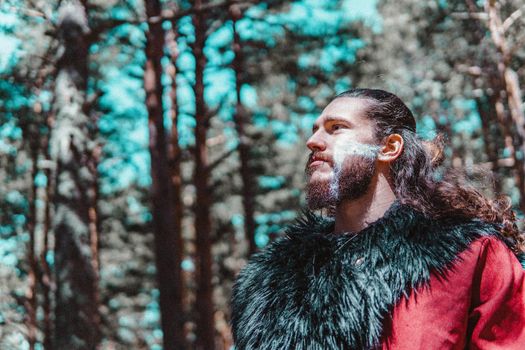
[51,1,100,348]
[486,0,525,210]
[475,96,502,192]
[192,0,215,348]
[25,141,39,350]
[230,5,257,256]
[144,0,186,349]
[40,109,55,350]
[168,24,188,349]
[41,154,53,350]
[87,142,101,325]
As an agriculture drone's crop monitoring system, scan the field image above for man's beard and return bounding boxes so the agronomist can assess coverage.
[305,154,376,210]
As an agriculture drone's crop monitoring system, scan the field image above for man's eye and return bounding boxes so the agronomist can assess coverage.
[332,124,345,131]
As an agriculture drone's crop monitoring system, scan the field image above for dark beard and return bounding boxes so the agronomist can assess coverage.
[305,155,376,210]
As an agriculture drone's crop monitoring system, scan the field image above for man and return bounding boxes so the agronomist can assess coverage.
[231,88,525,349]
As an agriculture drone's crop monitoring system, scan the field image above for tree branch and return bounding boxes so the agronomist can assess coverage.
[162,0,259,23]
[503,4,525,32]
[207,147,236,172]
[450,12,488,20]
[455,64,483,77]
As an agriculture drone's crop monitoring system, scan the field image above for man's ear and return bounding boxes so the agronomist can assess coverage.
[377,134,404,163]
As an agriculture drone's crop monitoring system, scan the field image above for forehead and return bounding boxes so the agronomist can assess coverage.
[314,97,373,128]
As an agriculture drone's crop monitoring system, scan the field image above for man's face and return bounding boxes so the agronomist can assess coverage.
[305,97,380,209]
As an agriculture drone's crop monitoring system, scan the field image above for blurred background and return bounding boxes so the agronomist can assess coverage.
[1,0,524,349]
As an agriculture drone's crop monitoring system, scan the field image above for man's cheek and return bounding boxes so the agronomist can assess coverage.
[333,139,381,166]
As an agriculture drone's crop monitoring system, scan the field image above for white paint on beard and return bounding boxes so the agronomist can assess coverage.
[329,139,380,200]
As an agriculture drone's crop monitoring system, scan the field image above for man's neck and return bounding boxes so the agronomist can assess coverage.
[333,173,397,234]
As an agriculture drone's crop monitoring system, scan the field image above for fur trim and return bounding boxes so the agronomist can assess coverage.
[231,202,505,349]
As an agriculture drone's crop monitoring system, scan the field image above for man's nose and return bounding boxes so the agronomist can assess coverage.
[306,132,326,152]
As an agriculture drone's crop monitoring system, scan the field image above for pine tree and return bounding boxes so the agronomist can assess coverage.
[230,4,257,256]
[191,0,215,347]
[51,1,100,348]
[144,0,186,348]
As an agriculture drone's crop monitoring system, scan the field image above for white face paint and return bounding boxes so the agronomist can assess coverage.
[328,138,381,200]
[332,138,381,166]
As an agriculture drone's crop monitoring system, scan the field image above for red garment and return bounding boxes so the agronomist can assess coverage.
[381,236,525,349]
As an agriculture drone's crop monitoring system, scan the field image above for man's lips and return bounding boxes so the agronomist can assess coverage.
[309,160,327,168]
[307,154,332,168]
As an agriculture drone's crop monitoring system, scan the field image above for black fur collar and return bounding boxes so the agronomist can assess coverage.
[231,202,504,349]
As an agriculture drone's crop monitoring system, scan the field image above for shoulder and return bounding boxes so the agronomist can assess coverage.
[384,236,525,349]
[465,235,511,260]
[442,234,525,305]
[462,235,523,271]
[472,235,516,255]
[468,236,525,293]
[466,236,525,348]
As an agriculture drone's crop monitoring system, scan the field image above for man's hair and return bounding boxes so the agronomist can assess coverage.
[335,88,525,254]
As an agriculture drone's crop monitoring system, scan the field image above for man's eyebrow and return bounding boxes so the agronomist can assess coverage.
[324,115,352,125]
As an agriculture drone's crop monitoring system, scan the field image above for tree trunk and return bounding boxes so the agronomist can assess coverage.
[25,142,39,350]
[87,142,101,324]
[503,68,525,211]
[41,155,53,350]
[230,5,257,256]
[168,24,188,349]
[51,1,100,348]
[192,0,215,348]
[475,96,502,192]
[144,0,186,349]
[486,0,525,210]
[40,109,54,350]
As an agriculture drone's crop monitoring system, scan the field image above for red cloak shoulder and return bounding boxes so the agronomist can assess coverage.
[382,236,525,349]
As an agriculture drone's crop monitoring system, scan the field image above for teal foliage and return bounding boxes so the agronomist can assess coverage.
[418,115,438,139]
[0,121,22,155]
[97,23,150,193]
[270,120,298,145]
[0,236,20,267]
[240,84,258,108]
[0,9,21,73]
[254,210,297,247]
[258,175,285,190]
[451,99,482,136]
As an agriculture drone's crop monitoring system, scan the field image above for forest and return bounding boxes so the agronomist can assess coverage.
[1,0,524,349]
